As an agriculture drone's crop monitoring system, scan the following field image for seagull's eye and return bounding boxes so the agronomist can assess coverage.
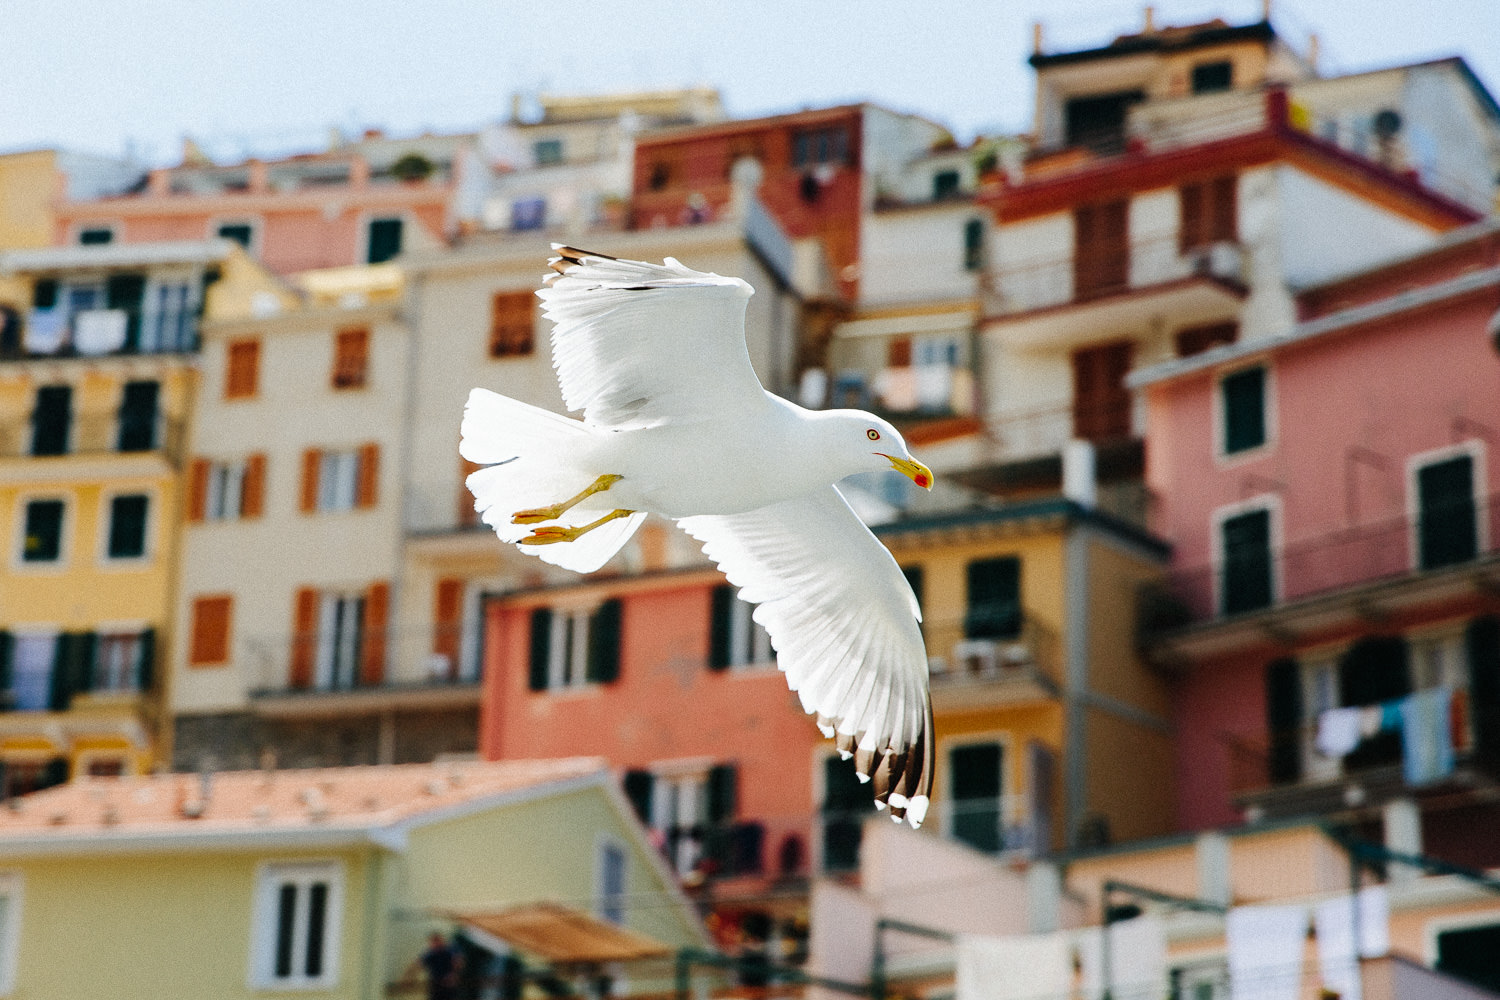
[867,429,881,441]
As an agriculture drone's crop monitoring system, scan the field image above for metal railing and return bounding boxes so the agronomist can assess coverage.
[5,305,199,359]
[1141,495,1500,632]
[0,413,186,464]
[927,611,1060,694]
[242,626,482,698]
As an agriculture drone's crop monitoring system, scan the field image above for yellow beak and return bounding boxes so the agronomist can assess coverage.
[882,454,934,490]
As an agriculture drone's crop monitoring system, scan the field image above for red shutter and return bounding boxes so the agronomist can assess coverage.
[299,449,321,513]
[290,588,319,689]
[433,578,464,672]
[361,581,389,686]
[356,443,380,508]
[188,458,211,522]
[189,595,233,666]
[241,453,267,518]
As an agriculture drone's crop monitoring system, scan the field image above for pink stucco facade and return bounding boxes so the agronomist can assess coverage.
[1140,226,1500,831]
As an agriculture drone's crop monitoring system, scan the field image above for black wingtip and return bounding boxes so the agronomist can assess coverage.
[549,245,619,275]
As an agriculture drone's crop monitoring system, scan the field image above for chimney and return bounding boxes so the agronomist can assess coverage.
[1307,33,1320,74]
[1032,21,1044,55]
[1143,6,1156,33]
[1262,0,1272,22]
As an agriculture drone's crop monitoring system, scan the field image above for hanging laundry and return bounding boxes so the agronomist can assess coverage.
[1358,705,1384,739]
[73,308,128,355]
[23,308,65,354]
[1076,914,1168,1000]
[1314,886,1390,1000]
[1227,903,1307,1000]
[954,930,1072,1000]
[1316,707,1364,757]
[1400,687,1454,785]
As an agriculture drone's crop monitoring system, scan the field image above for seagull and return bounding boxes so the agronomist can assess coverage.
[461,246,934,826]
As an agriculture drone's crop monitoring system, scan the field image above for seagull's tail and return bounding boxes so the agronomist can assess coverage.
[460,388,645,573]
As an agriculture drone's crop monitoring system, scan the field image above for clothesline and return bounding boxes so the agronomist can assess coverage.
[1314,686,1456,785]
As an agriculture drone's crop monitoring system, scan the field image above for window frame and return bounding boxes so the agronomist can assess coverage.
[15,495,68,569]
[249,860,344,991]
[940,732,1013,855]
[317,450,361,513]
[100,489,153,564]
[1406,440,1486,572]
[1210,494,1281,616]
[1214,360,1274,462]
[211,218,259,254]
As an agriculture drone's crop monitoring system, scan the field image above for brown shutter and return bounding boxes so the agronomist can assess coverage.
[886,337,912,367]
[225,339,260,399]
[241,453,267,518]
[289,587,319,689]
[1209,174,1238,243]
[433,577,464,670]
[1179,181,1205,252]
[361,581,389,686]
[189,595,233,666]
[356,443,380,508]
[332,327,369,389]
[1072,340,1134,441]
[188,458,211,522]
[300,448,321,513]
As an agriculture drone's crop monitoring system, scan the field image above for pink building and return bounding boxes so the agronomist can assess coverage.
[1133,219,1500,860]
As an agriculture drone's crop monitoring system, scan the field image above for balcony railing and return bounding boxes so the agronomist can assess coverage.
[0,414,186,464]
[6,305,198,360]
[991,231,1243,316]
[1142,495,1500,633]
[927,612,1060,705]
[242,627,481,701]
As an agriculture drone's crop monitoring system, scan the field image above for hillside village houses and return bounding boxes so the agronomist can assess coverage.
[0,4,1498,997]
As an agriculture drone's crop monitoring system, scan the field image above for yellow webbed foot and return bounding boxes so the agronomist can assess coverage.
[511,474,623,525]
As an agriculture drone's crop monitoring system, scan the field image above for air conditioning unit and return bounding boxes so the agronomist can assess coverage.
[1189,241,1244,283]
[952,640,999,676]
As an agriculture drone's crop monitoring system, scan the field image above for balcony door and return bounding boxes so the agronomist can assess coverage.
[948,741,1004,853]
[1416,453,1477,570]
[1072,340,1134,442]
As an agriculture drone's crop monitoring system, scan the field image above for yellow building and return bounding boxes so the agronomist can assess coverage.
[877,496,1173,854]
[0,758,708,997]
[0,239,289,787]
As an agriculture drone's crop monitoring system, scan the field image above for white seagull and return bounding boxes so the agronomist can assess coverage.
[461,246,934,825]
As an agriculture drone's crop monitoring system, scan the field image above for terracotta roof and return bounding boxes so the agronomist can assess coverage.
[450,903,671,963]
[0,758,608,843]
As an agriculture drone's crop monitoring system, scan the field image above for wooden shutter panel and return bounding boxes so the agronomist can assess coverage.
[707,763,738,824]
[1179,181,1205,252]
[528,608,553,691]
[50,632,95,711]
[1467,616,1500,764]
[360,581,389,686]
[433,578,464,665]
[290,588,320,689]
[188,458,211,522]
[190,595,233,666]
[356,443,380,508]
[622,769,654,824]
[136,627,156,692]
[708,585,734,671]
[1209,174,1237,243]
[1264,657,1302,783]
[300,448,322,513]
[242,453,267,518]
[587,599,623,684]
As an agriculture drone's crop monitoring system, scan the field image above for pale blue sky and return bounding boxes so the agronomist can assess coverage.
[2,0,1496,166]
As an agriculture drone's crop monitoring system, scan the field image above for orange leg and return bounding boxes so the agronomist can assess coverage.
[520,508,635,546]
[512,474,623,524]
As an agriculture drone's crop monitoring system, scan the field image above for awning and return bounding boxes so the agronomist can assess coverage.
[447,903,671,964]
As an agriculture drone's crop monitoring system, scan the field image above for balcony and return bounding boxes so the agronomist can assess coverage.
[0,413,186,466]
[1141,496,1500,659]
[985,232,1246,350]
[4,304,198,360]
[926,613,1060,714]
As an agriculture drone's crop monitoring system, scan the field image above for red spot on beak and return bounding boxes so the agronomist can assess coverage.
[915,473,931,488]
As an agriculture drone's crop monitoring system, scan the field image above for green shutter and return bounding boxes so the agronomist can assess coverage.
[622,769,654,824]
[1221,508,1273,614]
[367,218,403,264]
[528,608,552,691]
[1265,657,1302,783]
[116,380,159,452]
[707,763,738,824]
[49,632,95,711]
[1469,616,1500,764]
[32,279,58,310]
[106,273,146,350]
[708,585,734,671]
[136,628,156,692]
[108,494,150,557]
[1221,366,1266,453]
[964,218,985,271]
[0,631,12,709]
[587,599,622,684]
[964,556,1021,639]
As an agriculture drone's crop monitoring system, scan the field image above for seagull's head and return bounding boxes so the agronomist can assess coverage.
[818,410,934,490]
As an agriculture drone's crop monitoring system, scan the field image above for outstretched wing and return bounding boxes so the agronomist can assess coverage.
[679,487,934,826]
[536,246,768,430]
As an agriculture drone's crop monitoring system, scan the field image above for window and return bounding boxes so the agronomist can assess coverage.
[116,379,159,452]
[791,126,849,168]
[77,226,114,245]
[511,197,547,231]
[963,218,985,271]
[932,169,960,200]
[20,499,65,563]
[290,584,387,690]
[821,755,873,871]
[30,385,71,456]
[965,556,1021,639]
[314,593,366,690]
[216,222,254,249]
[94,630,153,692]
[366,217,403,264]
[527,600,622,692]
[597,841,626,924]
[1415,452,1478,570]
[1180,175,1238,252]
[1175,322,1237,358]
[1192,60,1234,94]
[1064,90,1143,155]
[1073,200,1128,299]
[1220,507,1273,614]
[488,291,535,358]
[331,327,369,389]
[225,338,260,399]
[1072,340,1134,441]
[8,632,58,711]
[533,139,564,165]
[708,585,773,671]
[252,862,343,989]
[189,595,233,666]
[1220,365,1267,454]
[626,764,740,877]
[143,280,193,352]
[948,741,1004,853]
[106,494,149,559]
[302,446,378,513]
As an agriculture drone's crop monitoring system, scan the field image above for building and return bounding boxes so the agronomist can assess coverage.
[0,239,284,789]
[962,15,1485,528]
[0,758,708,997]
[1131,220,1500,851]
[0,149,143,252]
[54,131,469,276]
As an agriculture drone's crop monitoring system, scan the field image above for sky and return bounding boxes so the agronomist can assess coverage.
[2,0,1497,167]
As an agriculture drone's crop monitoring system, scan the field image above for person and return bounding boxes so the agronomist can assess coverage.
[419,931,462,1000]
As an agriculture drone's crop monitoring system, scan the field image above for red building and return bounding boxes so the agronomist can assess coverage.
[1134,219,1500,865]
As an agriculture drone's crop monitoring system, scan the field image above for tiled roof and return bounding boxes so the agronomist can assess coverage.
[0,758,608,844]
